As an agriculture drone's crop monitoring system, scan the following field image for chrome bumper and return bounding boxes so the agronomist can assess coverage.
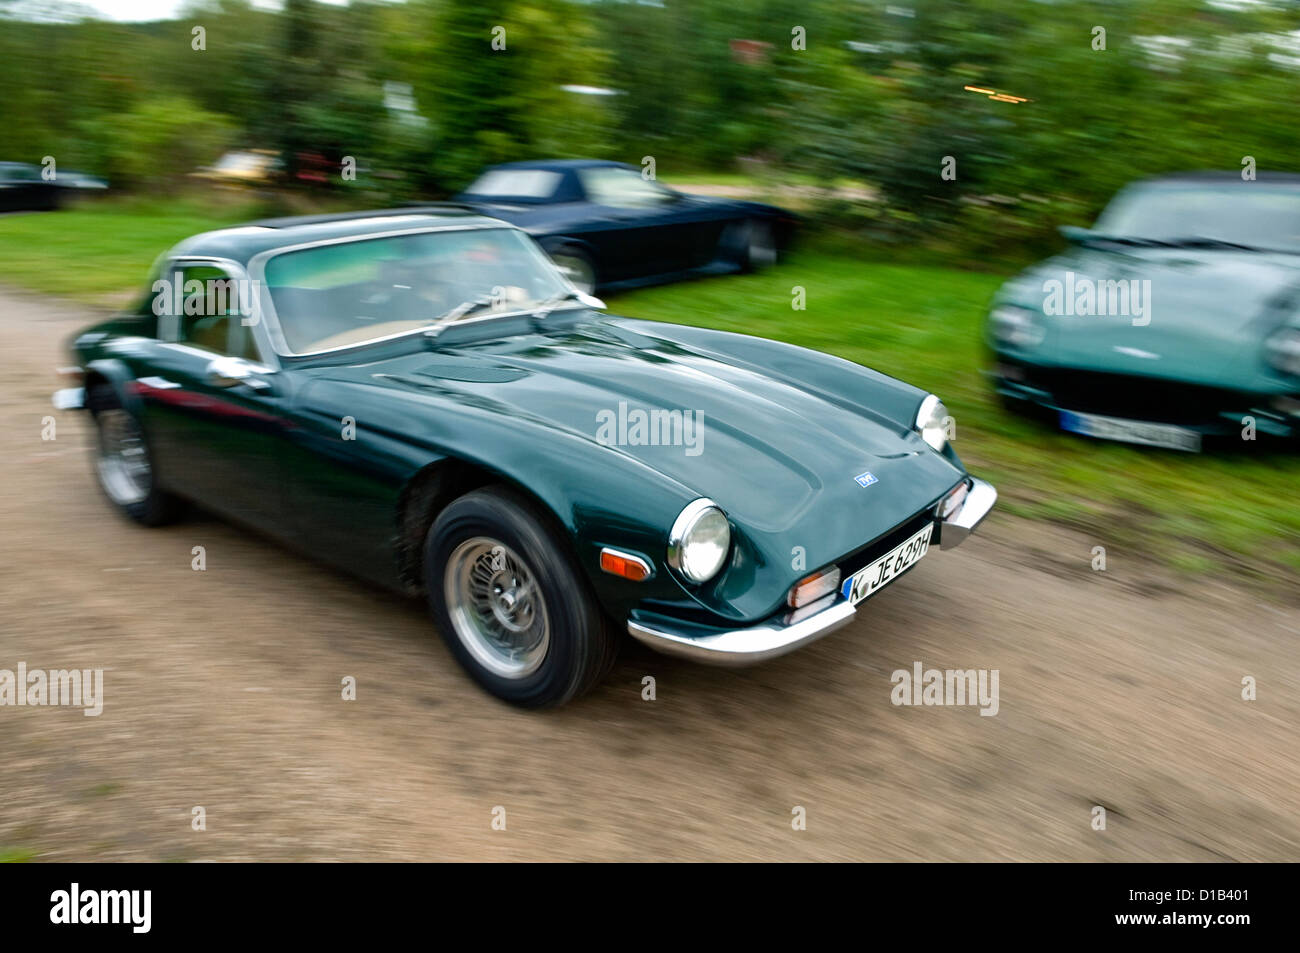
[52,387,84,410]
[628,600,858,666]
[626,476,997,666]
[935,476,997,549]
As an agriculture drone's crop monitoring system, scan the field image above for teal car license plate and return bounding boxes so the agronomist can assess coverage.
[1059,410,1201,452]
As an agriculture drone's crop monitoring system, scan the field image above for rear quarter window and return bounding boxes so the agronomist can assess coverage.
[464,169,561,199]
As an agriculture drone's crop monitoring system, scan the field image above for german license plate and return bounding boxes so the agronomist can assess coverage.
[841,524,933,606]
[1059,410,1201,452]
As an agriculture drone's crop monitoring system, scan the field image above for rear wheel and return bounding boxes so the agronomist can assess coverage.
[424,486,618,707]
[740,219,777,271]
[86,383,182,526]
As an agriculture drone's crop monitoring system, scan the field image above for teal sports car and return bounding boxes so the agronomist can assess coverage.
[987,172,1300,451]
[55,207,995,707]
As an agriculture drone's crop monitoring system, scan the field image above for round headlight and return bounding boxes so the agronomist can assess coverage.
[667,499,731,583]
[1266,327,1300,377]
[989,304,1044,349]
[914,394,950,452]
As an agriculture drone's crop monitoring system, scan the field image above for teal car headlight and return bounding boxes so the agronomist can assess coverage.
[1266,327,1300,377]
[667,499,731,583]
[990,304,1045,349]
[914,394,949,452]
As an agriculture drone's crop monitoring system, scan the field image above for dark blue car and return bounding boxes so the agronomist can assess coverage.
[455,159,795,293]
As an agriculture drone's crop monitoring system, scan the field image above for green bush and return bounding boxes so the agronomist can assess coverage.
[102,97,234,192]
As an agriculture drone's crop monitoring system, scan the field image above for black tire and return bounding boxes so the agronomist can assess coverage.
[423,485,618,707]
[85,383,183,526]
[547,245,597,295]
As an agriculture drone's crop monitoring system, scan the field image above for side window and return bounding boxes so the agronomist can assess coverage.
[157,263,261,362]
[578,168,677,208]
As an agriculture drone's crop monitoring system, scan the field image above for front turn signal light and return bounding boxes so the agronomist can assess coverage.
[600,548,653,582]
[939,481,970,520]
[788,566,842,608]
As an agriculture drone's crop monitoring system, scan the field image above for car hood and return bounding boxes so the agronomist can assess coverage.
[311,317,961,560]
[1004,246,1300,387]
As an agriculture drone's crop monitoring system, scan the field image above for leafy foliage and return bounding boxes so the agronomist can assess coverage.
[1,0,1297,256]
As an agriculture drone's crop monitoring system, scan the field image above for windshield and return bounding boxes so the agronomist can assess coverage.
[1093,182,1300,252]
[264,227,570,354]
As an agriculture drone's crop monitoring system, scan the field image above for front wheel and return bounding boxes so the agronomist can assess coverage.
[86,383,182,526]
[424,486,618,707]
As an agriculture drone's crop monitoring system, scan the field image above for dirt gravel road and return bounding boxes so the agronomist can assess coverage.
[1,287,1297,861]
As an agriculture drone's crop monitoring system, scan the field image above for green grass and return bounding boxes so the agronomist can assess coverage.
[0,197,262,304]
[0,847,37,863]
[1,202,1296,590]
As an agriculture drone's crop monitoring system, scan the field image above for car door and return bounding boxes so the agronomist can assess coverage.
[0,163,57,212]
[672,197,736,268]
[575,167,686,279]
[140,259,295,533]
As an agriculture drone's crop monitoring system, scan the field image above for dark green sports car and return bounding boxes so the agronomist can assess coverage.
[987,172,1300,451]
[56,206,995,707]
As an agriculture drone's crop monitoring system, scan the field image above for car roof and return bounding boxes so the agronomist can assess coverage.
[166,206,512,264]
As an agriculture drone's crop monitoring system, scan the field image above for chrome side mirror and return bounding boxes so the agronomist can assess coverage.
[206,356,271,390]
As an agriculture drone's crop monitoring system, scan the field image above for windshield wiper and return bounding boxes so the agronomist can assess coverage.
[424,294,496,340]
[1153,236,1260,251]
[1070,230,1291,254]
[424,289,589,344]
[1075,234,1259,251]
[532,289,583,323]
[1077,234,1176,248]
